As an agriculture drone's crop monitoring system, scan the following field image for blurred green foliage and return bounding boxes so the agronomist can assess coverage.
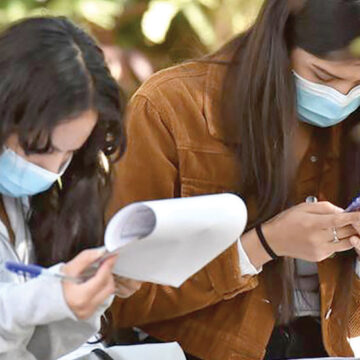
[0,0,124,30]
[0,0,263,52]
[0,0,263,92]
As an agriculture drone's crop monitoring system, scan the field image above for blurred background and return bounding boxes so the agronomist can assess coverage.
[0,0,264,96]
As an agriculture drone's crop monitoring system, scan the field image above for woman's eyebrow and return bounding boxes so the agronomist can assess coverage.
[51,143,80,153]
[312,63,343,80]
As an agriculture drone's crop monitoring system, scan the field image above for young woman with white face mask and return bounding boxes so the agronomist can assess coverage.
[0,17,141,360]
[106,0,360,359]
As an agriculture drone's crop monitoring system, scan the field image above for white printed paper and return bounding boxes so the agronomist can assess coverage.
[105,193,247,287]
[58,342,185,360]
[106,342,186,360]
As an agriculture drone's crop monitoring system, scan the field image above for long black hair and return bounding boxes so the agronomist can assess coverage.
[220,0,360,324]
[0,17,125,266]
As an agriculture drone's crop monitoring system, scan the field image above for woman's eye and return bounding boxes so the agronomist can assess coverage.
[46,147,56,154]
[313,71,333,83]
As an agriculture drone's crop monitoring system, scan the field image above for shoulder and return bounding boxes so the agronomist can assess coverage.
[127,55,235,145]
[130,61,210,112]
[138,61,209,94]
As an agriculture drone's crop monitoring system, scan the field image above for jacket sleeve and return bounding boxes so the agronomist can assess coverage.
[0,264,110,360]
[346,271,360,353]
[108,94,259,329]
[321,257,360,357]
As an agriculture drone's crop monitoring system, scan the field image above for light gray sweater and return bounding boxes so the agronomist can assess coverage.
[0,196,111,360]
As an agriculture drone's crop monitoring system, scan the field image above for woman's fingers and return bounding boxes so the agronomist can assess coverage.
[114,276,142,298]
[352,222,360,237]
[74,276,115,319]
[90,279,116,307]
[115,287,137,298]
[62,250,118,319]
[332,238,354,253]
[114,276,141,289]
[317,211,360,229]
[63,248,107,276]
[80,256,117,298]
[330,225,358,240]
[349,236,360,257]
[260,201,359,262]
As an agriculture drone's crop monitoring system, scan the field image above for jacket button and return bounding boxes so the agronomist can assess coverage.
[283,329,290,341]
[325,308,332,320]
[262,298,271,304]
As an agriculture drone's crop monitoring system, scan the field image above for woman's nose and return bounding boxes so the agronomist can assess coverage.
[333,82,356,95]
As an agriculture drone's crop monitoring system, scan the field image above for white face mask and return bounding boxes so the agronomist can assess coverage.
[294,71,360,127]
[0,148,72,198]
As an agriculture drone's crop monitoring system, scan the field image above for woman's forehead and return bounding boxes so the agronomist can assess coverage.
[292,48,360,73]
[51,109,98,152]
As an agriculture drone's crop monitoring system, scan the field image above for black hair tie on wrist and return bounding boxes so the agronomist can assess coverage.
[255,224,279,260]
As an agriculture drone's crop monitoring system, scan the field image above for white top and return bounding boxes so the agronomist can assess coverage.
[237,238,360,317]
[0,195,112,360]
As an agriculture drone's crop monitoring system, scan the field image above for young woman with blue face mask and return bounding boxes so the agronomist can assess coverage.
[106,0,360,359]
[0,17,141,360]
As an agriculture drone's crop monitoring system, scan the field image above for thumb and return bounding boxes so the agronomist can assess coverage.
[350,236,360,256]
[63,248,106,276]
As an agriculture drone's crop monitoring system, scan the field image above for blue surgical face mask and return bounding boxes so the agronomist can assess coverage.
[294,71,360,127]
[0,147,72,198]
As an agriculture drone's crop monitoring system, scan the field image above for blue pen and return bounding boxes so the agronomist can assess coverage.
[345,195,360,212]
[4,261,82,283]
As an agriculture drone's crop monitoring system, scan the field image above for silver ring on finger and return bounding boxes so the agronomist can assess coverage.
[332,227,340,243]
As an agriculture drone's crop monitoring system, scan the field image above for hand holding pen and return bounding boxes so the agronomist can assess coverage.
[305,195,360,259]
[6,248,142,318]
[61,249,118,319]
[259,198,360,263]
[344,194,360,258]
[5,249,117,320]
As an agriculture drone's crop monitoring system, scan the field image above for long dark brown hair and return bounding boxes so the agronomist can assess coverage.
[220,0,360,324]
[0,17,125,266]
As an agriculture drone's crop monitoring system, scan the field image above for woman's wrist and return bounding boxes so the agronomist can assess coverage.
[255,224,279,260]
[241,227,274,269]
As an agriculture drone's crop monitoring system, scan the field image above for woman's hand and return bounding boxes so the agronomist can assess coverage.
[349,223,360,258]
[62,249,117,320]
[113,275,142,298]
[263,201,360,262]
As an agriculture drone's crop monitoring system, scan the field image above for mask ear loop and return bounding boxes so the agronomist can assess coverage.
[56,153,109,191]
[56,154,74,191]
[57,177,63,191]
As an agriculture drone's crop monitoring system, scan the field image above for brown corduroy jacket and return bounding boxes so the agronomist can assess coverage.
[107,59,360,360]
